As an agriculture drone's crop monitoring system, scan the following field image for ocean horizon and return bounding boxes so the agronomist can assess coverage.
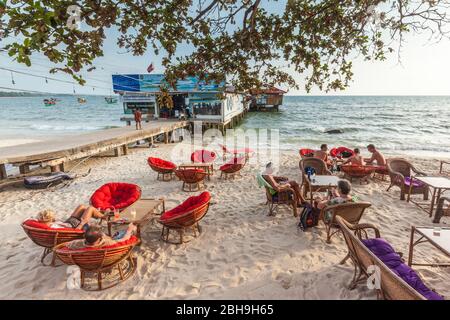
[0,95,449,158]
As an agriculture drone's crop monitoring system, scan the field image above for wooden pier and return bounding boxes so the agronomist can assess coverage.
[0,120,189,180]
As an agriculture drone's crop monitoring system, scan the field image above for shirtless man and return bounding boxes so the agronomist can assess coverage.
[133,109,142,130]
[364,144,386,166]
[313,144,329,163]
[343,148,363,165]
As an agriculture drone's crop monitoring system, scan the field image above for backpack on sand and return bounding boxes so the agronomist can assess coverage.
[298,203,320,231]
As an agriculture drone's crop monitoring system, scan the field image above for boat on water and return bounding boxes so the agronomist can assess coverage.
[105,96,118,104]
[43,98,56,106]
[77,97,87,103]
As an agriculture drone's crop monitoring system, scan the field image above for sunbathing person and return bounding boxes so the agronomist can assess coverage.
[364,144,386,166]
[67,224,137,250]
[36,205,106,231]
[343,148,364,165]
[261,162,305,216]
[315,179,354,214]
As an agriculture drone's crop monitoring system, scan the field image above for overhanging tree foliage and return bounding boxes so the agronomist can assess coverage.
[1,0,449,91]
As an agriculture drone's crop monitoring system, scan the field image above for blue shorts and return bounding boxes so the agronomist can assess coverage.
[112,230,127,240]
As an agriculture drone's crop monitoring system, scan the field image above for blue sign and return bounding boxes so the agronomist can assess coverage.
[112,74,224,93]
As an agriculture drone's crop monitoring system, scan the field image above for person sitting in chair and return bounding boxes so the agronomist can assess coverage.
[67,224,137,250]
[343,148,364,165]
[364,144,386,166]
[315,179,355,222]
[36,206,106,231]
[261,162,305,216]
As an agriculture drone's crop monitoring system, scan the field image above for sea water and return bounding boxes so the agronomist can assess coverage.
[0,95,449,157]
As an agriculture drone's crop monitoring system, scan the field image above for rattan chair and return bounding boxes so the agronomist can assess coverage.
[159,192,211,244]
[440,160,450,176]
[341,165,377,184]
[219,157,246,180]
[175,168,207,192]
[336,216,433,299]
[320,202,372,243]
[22,221,84,266]
[54,238,140,291]
[433,197,450,223]
[147,157,177,181]
[263,184,297,217]
[299,158,332,198]
[387,159,429,201]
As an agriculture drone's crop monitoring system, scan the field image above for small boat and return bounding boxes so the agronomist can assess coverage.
[105,96,118,104]
[43,98,56,106]
[77,97,87,103]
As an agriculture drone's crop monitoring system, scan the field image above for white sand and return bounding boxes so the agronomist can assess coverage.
[0,139,41,148]
[0,143,449,299]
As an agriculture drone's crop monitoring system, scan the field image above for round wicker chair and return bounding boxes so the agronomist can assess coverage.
[330,146,354,159]
[299,148,315,159]
[54,236,140,291]
[175,168,207,192]
[21,220,84,266]
[159,192,211,244]
[191,149,217,163]
[219,157,246,179]
[147,157,177,181]
[90,182,141,212]
[341,165,377,184]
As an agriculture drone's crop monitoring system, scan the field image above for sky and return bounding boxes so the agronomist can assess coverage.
[1,16,450,96]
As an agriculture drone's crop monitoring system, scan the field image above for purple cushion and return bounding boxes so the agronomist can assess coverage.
[404,177,425,188]
[362,238,443,300]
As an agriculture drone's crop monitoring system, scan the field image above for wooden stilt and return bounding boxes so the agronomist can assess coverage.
[164,132,169,144]
[19,164,30,174]
[59,163,65,172]
[122,144,128,155]
[0,164,7,180]
[114,147,121,157]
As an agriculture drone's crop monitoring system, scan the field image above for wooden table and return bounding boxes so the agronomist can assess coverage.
[107,198,165,238]
[179,162,214,180]
[408,176,450,217]
[307,175,340,205]
[408,226,450,267]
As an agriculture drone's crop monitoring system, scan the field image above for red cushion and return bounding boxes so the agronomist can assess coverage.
[59,235,139,251]
[220,157,245,171]
[148,157,176,170]
[161,191,211,221]
[191,150,216,163]
[90,183,141,211]
[330,147,354,158]
[220,163,234,171]
[299,148,315,157]
[23,219,84,232]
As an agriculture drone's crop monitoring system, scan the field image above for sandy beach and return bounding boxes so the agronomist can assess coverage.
[0,142,449,300]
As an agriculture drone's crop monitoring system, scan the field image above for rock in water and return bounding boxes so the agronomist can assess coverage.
[325,129,344,134]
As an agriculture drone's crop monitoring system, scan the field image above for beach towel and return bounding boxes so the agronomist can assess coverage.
[256,174,277,195]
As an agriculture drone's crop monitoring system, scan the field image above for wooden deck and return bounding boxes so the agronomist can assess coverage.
[0,120,189,179]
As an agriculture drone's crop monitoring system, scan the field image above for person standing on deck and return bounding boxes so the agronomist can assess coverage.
[133,108,142,130]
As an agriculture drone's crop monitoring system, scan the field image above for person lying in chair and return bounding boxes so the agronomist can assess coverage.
[36,206,106,231]
[261,162,305,216]
[67,224,137,250]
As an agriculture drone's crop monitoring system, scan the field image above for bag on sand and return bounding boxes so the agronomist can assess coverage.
[298,203,320,231]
